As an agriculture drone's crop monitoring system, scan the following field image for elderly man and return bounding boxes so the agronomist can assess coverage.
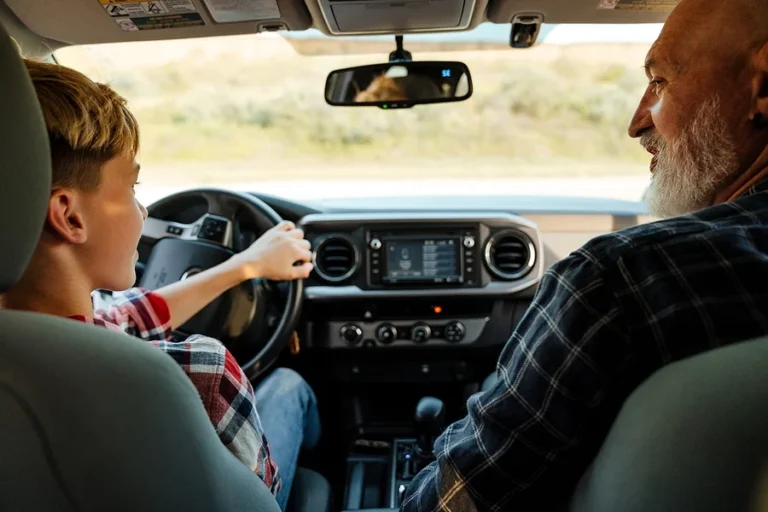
[401,0,768,510]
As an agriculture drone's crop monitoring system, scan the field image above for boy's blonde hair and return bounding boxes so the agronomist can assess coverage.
[23,59,139,190]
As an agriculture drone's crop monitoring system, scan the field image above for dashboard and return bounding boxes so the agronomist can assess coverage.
[143,192,651,355]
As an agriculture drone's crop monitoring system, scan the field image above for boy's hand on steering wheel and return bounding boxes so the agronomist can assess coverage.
[232,221,314,281]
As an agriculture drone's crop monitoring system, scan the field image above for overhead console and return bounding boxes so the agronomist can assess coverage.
[317,0,477,35]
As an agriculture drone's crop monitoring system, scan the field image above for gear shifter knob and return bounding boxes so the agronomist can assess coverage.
[415,397,445,456]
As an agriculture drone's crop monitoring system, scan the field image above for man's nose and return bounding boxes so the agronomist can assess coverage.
[628,91,655,138]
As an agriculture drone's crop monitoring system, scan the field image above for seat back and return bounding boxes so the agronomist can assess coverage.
[570,338,768,512]
[0,312,281,512]
[0,21,279,512]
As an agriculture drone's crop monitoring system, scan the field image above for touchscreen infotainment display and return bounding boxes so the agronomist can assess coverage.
[384,237,461,282]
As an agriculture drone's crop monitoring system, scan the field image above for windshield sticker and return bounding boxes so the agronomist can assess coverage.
[201,0,280,24]
[99,0,205,31]
[598,0,679,10]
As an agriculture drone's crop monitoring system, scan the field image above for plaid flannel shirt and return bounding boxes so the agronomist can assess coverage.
[402,179,768,512]
[71,288,281,496]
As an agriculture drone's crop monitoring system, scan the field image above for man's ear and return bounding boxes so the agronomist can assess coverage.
[46,189,88,244]
[751,42,768,124]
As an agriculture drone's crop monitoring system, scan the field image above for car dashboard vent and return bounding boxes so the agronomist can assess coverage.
[484,230,535,281]
[313,235,359,283]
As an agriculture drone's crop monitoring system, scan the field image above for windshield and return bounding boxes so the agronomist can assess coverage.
[53,24,663,206]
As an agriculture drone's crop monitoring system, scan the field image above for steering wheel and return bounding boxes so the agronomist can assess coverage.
[139,188,303,380]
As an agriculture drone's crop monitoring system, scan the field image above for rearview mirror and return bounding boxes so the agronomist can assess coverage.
[325,61,473,109]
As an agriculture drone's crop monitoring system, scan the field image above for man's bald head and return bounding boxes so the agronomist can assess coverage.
[659,0,768,57]
[628,0,768,217]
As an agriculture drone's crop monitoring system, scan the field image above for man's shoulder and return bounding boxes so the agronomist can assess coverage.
[575,197,768,268]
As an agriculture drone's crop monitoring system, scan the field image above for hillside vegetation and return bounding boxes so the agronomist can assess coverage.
[55,35,653,182]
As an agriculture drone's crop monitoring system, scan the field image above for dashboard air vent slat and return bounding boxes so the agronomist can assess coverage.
[484,230,535,281]
[313,235,359,283]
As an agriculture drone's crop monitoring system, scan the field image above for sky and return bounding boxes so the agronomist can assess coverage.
[283,23,664,45]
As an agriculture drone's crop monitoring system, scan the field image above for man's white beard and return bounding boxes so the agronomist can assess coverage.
[642,96,739,218]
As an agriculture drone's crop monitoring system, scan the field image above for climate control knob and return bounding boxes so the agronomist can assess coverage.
[376,323,398,344]
[411,323,432,343]
[340,324,363,345]
[444,321,466,343]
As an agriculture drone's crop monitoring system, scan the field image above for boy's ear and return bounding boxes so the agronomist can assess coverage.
[47,190,88,244]
[751,42,768,123]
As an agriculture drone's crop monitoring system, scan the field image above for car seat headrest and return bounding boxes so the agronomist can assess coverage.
[0,24,51,292]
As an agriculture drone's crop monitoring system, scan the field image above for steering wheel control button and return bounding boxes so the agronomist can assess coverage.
[376,323,398,344]
[166,224,184,236]
[370,238,382,250]
[340,324,363,345]
[198,216,228,244]
[411,323,432,343]
[463,236,476,249]
[444,321,466,343]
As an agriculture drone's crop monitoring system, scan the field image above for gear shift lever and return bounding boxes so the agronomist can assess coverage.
[392,397,446,505]
[414,397,445,457]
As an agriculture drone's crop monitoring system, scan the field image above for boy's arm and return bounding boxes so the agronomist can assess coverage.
[93,223,311,340]
[154,257,248,330]
[154,220,313,330]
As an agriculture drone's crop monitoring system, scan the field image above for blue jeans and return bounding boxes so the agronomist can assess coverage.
[254,367,321,511]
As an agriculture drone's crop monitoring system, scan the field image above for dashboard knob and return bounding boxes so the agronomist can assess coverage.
[411,323,432,343]
[376,323,398,344]
[463,236,476,249]
[370,238,382,250]
[444,321,466,343]
[340,324,363,345]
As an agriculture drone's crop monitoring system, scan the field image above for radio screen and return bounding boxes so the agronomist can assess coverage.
[384,237,461,282]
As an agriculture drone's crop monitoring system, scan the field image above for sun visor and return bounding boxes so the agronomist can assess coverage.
[5,0,312,45]
[487,0,675,24]
[199,0,309,27]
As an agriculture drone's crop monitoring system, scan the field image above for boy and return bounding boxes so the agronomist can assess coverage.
[0,58,320,510]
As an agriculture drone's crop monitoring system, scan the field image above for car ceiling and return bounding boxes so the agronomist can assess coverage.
[2,0,672,57]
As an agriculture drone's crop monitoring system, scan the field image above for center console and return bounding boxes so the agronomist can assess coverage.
[300,213,543,351]
[299,214,543,510]
[343,397,446,510]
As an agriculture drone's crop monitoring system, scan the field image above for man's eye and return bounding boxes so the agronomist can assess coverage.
[649,78,665,92]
